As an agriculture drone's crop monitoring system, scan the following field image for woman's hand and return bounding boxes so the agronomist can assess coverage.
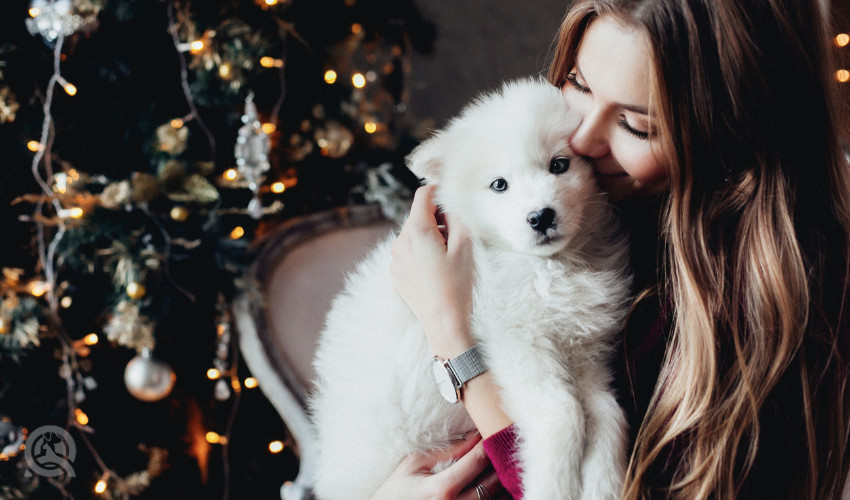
[371,432,505,500]
[390,185,476,359]
[391,185,515,438]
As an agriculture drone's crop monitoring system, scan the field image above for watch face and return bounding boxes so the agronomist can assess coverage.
[431,359,459,404]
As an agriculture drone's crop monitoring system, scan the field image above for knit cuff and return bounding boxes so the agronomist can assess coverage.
[482,424,523,499]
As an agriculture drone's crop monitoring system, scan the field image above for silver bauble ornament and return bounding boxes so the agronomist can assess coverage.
[124,349,176,402]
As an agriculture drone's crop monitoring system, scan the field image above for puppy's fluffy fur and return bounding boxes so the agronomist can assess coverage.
[310,77,632,500]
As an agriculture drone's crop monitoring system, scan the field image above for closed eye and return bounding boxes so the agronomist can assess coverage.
[565,72,590,94]
[617,116,651,140]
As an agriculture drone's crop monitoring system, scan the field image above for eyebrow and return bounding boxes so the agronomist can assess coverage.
[574,63,650,116]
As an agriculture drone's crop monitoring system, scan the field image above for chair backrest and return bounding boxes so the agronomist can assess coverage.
[234,204,397,500]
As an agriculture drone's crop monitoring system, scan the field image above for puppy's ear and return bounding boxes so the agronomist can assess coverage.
[404,135,443,185]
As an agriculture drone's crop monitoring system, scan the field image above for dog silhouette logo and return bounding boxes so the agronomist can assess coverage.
[24,425,77,484]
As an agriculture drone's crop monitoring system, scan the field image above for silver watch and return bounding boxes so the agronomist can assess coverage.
[430,345,487,404]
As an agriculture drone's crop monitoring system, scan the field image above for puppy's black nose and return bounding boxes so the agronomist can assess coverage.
[527,208,556,233]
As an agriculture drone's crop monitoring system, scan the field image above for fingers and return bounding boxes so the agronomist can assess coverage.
[407,432,482,473]
[443,441,490,488]
[443,209,471,254]
[458,468,504,500]
[407,184,439,232]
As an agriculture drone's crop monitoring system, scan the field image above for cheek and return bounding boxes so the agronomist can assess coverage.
[615,140,667,183]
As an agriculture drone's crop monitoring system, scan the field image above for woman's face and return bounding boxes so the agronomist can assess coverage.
[563,15,668,202]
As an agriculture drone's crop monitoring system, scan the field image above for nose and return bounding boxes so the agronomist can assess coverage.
[569,108,609,159]
[527,208,556,233]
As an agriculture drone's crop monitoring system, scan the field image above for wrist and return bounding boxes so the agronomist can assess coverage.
[461,372,514,438]
[425,318,474,360]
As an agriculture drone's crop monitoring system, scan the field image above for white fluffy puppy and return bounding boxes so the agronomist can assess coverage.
[310,77,632,500]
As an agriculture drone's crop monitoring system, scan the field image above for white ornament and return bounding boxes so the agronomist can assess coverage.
[124,348,176,402]
[214,379,230,401]
[235,92,271,219]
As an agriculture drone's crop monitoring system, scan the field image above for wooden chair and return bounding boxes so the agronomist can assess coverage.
[233,204,397,500]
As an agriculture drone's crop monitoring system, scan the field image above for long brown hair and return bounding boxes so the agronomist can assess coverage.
[550,0,850,498]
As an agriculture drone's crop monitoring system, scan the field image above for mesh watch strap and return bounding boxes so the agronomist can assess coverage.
[447,345,487,387]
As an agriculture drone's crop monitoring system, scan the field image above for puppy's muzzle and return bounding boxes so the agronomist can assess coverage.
[527,208,556,233]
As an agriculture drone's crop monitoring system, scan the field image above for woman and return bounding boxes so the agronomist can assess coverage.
[381,0,850,498]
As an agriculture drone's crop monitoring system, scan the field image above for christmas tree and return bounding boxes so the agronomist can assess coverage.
[0,0,433,498]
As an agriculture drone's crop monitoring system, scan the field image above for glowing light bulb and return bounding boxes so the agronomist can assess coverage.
[837,69,850,83]
[190,40,204,53]
[75,408,89,426]
[60,296,73,308]
[230,226,245,240]
[69,207,84,219]
[207,368,221,380]
[223,168,238,181]
[84,333,99,345]
[836,33,849,47]
[364,122,377,134]
[265,0,279,5]
[261,122,276,134]
[245,377,258,389]
[171,118,184,129]
[268,440,284,453]
[352,73,366,88]
[28,7,40,17]
[271,182,285,193]
[27,141,42,152]
[63,83,77,96]
[205,431,221,443]
[324,70,338,84]
[219,63,232,79]
[94,479,107,494]
[351,23,362,34]
[30,282,48,297]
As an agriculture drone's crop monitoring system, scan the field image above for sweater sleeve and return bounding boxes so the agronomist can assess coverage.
[482,424,523,499]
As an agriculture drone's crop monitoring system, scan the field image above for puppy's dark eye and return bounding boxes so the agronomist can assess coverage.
[490,178,508,193]
[550,157,570,174]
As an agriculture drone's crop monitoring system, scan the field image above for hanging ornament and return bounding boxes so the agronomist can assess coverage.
[99,180,132,209]
[211,298,232,401]
[26,0,102,42]
[124,348,176,402]
[214,379,230,401]
[103,300,155,352]
[314,121,354,159]
[0,85,19,124]
[155,122,189,156]
[352,162,413,224]
[234,92,270,219]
